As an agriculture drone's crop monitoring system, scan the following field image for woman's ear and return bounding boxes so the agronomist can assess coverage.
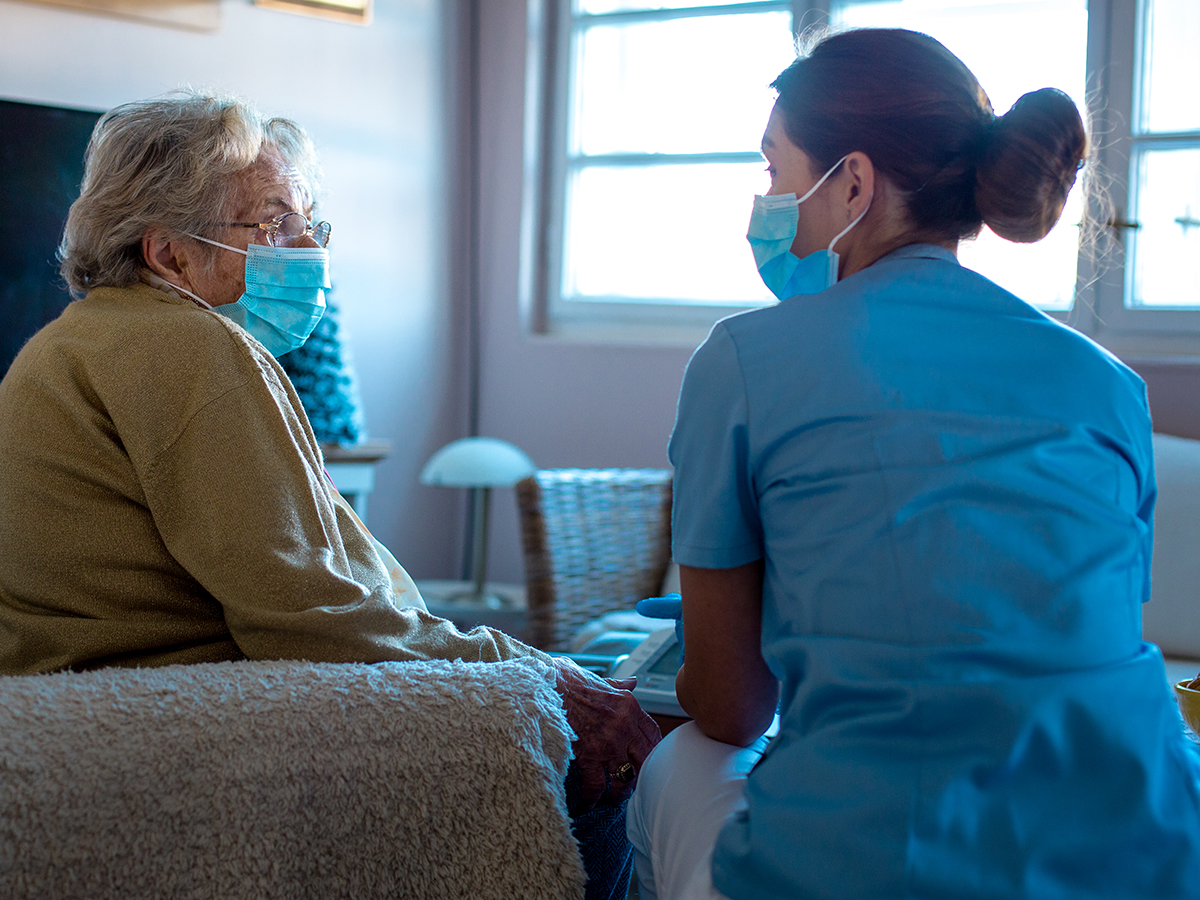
[840,152,876,220]
[142,230,191,287]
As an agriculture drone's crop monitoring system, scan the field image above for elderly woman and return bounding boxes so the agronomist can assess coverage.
[0,91,657,900]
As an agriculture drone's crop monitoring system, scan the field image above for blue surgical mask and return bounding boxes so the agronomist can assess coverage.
[184,235,330,357]
[747,155,871,300]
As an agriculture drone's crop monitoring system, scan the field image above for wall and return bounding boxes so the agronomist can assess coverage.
[0,0,469,578]
[472,0,695,583]
[1129,359,1200,442]
[4,0,1199,590]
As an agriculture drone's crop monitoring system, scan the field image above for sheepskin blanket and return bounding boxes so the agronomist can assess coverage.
[0,658,585,900]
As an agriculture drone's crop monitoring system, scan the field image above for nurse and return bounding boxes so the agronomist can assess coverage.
[627,27,1200,900]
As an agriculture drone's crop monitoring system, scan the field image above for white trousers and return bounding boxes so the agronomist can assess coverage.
[626,721,774,900]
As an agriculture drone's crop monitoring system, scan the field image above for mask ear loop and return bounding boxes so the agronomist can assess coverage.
[828,191,873,253]
[153,275,214,310]
[824,190,874,286]
[187,232,330,261]
[796,154,850,205]
[187,233,249,257]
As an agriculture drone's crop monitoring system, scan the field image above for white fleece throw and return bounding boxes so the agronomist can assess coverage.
[0,658,586,900]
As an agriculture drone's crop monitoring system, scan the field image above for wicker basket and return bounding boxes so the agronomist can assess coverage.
[516,468,673,651]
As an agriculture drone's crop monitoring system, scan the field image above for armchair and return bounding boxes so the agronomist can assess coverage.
[0,657,585,900]
[516,469,673,652]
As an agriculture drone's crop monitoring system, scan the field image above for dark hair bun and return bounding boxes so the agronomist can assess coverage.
[975,88,1087,243]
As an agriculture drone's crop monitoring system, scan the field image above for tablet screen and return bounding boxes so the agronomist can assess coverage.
[648,641,682,677]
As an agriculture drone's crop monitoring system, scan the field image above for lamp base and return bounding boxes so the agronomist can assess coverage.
[417,579,528,642]
[443,588,518,610]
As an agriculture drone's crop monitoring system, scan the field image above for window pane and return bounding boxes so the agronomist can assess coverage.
[835,0,1087,310]
[563,163,774,304]
[957,190,1082,312]
[1141,0,1200,133]
[1128,147,1200,309]
[573,12,795,155]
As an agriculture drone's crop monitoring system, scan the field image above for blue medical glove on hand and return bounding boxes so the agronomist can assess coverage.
[635,592,684,663]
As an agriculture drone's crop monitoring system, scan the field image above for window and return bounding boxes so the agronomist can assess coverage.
[526,0,1200,350]
[536,1,797,335]
[1094,0,1200,353]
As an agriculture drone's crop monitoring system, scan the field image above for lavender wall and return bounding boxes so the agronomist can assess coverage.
[470,0,696,583]
[1129,359,1200,441]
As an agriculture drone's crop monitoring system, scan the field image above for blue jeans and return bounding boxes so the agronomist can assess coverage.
[566,759,634,900]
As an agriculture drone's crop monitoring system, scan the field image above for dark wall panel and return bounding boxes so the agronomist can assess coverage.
[0,99,101,377]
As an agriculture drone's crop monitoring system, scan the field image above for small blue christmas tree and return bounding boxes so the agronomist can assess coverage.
[279,294,365,445]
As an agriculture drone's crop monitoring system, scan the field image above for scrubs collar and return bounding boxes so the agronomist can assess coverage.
[875,243,959,266]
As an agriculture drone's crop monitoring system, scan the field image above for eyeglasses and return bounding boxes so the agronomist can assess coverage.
[221,212,331,248]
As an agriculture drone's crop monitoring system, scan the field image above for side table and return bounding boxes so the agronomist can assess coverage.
[323,440,391,520]
[416,579,528,643]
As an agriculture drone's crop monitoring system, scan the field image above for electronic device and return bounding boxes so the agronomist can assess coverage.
[611,627,686,718]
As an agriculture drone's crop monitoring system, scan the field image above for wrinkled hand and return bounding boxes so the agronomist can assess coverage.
[552,656,661,813]
[635,592,684,663]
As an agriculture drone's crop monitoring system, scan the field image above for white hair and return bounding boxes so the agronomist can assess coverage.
[59,90,322,297]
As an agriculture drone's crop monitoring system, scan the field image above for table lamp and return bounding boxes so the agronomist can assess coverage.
[420,437,536,607]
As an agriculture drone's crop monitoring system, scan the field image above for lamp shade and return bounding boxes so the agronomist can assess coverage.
[420,437,536,488]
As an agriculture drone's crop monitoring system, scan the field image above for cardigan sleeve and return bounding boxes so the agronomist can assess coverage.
[140,338,546,666]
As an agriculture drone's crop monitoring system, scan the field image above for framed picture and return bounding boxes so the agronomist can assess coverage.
[253,0,370,25]
[17,0,220,31]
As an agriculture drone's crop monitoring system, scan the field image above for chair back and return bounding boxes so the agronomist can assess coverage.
[517,468,673,651]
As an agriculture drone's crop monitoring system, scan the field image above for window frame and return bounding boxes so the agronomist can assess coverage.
[522,0,1200,353]
[530,0,803,341]
[1082,0,1200,356]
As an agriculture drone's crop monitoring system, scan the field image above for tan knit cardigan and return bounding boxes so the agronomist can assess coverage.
[0,283,544,674]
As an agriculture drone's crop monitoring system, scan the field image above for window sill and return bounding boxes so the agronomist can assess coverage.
[531,317,719,348]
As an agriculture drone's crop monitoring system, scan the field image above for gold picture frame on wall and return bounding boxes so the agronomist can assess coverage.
[15,0,220,31]
[253,0,371,25]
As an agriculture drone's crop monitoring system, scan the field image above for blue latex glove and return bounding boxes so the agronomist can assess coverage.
[635,592,684,663]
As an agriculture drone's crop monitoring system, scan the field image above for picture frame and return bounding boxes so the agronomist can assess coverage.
[253,0,371,25]
[14,0,220,32]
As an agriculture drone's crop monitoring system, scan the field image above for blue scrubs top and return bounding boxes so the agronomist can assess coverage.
[669,245,1200,899]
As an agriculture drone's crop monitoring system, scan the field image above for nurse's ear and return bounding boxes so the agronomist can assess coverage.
[831,153,922,279]
[837,152,876,224]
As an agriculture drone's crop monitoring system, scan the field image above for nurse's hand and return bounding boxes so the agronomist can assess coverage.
[552,655,661,813]
[636,592,684,662]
